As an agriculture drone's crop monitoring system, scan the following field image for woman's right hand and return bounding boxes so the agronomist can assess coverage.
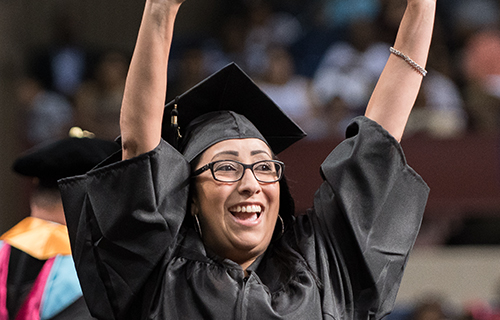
[150,0,185,3]
[147,0,186,9]
[121,0,185,160]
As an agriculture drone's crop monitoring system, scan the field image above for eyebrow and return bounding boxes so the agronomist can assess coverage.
[250,150,271,157]
[211,149,271,161]
[211,150,239,160]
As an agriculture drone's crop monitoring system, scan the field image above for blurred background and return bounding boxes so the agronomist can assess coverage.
[1,0,500,318]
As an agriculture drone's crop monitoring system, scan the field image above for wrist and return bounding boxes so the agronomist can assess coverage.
[145,0,182,23]
[406,0,436,13]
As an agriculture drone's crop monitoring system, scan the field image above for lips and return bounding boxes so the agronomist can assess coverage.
[228,204,262,222]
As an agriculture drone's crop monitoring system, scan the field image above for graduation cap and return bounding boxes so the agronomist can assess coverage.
[162,63,306,162]
[12,135,120,188]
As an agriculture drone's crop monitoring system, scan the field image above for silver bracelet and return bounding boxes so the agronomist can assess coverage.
[389,47,427,77]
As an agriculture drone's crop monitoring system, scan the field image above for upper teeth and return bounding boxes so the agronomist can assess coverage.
[231,205,262,213]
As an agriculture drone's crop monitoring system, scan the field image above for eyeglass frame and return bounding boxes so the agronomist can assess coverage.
[191,159,285,183]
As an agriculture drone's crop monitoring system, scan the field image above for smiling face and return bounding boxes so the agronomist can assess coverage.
[191,138,280,269]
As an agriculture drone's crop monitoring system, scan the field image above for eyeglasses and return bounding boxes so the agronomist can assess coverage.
[192,159,284,183]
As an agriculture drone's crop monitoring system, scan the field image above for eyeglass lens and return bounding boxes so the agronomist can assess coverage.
[212,160,282,182]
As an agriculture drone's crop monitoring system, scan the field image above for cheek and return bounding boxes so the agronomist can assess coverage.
[196,182,231,215]
[265,184,281,213]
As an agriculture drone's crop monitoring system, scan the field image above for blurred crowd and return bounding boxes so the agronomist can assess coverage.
[16,0,500,148]
[166,0,499,140]
[386,291,500,320]
[15,11,129,148]
[9,0,500,318]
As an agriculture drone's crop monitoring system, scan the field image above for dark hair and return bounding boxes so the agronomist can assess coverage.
[188,153,321,290]
[272,174,295,240]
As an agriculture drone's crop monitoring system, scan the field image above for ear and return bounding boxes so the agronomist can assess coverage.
[189,178,199,217]
[190,196,199,217]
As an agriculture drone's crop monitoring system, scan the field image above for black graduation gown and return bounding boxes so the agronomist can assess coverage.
[59,116,429,320]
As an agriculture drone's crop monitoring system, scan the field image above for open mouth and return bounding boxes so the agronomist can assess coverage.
[228,205,262,222]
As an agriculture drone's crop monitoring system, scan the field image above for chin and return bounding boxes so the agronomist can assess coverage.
[233,232,271,252]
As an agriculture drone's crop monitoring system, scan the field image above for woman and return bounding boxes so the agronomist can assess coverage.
[59,0,435,319]
[2,134,118,319]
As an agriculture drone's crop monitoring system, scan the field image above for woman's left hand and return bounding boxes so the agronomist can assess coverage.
[407,0,436,5]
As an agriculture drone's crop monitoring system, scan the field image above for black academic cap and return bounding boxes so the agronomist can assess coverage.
[12,137,120,188]
[162,63,306,162]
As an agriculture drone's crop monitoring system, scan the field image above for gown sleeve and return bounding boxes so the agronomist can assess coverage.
[58,139,190,320]
[295,116,430,319]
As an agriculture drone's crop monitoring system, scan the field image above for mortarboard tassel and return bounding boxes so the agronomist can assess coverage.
[169,96,181,149]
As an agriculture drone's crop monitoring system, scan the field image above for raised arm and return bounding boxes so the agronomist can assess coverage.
[365,0,436,142]
[120,0,185,160]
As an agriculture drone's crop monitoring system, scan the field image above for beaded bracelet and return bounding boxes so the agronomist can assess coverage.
[389,47,427,77]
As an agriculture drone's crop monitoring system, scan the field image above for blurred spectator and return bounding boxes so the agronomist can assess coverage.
[167,46,211,101]
[27,10,91,100]
[312,39,386,112]
[462,280,500,319]
[242,0,303,78]
[175,1,304,83]
[74,51,129,140]
[312,18,389,130]
[256,46,324,139]
[451,0,500,49]
[321,0,381,32]
[318,95,358,139]
[16,75,74,147]
[409,298,452,320]
[461,28,500,132]
[313,0,467,139]
[0,134,119,319]
[404,69,467,139]
[202,14,249,74]
[462,300,500,320]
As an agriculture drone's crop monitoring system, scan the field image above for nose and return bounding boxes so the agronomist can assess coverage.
[237,168,261,195]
